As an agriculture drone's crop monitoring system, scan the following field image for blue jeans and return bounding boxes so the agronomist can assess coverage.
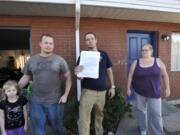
[29,102,64,135]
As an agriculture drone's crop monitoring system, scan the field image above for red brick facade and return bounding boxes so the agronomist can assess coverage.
[0,16,180,100]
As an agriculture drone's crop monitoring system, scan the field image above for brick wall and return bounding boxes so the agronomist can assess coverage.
[0,16,77,94]
[80,18,180,100]
[0,16,180,100]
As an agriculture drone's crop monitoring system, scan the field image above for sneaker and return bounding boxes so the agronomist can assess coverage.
[140,131,146,135]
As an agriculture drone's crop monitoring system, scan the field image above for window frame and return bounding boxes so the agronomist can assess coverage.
[171,33,180,71]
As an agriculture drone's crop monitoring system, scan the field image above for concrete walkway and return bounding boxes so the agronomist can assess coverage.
[116,100,180,135]
[1,99,179,135]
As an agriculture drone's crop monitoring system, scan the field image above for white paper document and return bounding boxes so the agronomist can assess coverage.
[77,51,100,79]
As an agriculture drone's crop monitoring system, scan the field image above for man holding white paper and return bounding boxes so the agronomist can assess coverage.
[75,32,115,135]
[77,51,100,79]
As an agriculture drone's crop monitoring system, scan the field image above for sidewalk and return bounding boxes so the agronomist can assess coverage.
[116,100,180,135]
[24,100,180,135]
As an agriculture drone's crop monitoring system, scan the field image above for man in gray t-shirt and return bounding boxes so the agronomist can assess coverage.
[18,33,72,135]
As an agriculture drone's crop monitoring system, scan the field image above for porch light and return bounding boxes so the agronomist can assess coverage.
[161,32,170,41]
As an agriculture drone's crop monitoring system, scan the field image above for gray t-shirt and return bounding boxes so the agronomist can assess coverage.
[23,54,69,103]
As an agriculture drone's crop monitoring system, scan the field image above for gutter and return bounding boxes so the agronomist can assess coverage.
[2,0,75,4]
[75,0,81,101]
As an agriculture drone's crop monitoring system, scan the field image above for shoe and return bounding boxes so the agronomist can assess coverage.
[140,131,146,135]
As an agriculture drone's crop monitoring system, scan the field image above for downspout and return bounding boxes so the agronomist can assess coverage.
[75,0,81,101]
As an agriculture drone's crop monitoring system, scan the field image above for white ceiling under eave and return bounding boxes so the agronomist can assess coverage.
[1,1,180,24]
[0,1,75,17]
[81,5,180,24]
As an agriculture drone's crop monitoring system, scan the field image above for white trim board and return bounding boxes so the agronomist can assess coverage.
[1,0,75,4]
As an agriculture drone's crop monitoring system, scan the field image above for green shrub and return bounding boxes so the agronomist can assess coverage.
[64,97,79,135]
[103,86,132,133]
[64,86,132,134]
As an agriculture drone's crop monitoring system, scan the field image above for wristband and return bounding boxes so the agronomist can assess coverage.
[111,85,115,89]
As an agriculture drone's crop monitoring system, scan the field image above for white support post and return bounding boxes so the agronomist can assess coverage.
[75,0,81,101]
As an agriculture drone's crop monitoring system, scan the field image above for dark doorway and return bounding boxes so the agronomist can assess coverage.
[0,27,31,86]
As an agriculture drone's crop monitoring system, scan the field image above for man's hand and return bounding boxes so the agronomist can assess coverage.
[59,95,68,103]
[108,88,115,99]
[74,65,84,75]
[74,65,84,80]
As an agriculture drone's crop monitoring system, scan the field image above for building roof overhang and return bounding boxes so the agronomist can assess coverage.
[1,0,180,23]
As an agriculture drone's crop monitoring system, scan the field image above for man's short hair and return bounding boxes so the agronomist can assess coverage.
[84,32,97,39]
[40,33,54,42]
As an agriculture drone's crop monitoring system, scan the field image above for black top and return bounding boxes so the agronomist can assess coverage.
[77,50,112,91]
[0,96,27,130]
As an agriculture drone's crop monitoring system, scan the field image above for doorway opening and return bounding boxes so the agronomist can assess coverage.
[127,30,158,100]
[0,27,31,86]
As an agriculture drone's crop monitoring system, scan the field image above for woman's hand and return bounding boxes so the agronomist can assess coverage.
[126,89,131,97]
[164,88,170,97]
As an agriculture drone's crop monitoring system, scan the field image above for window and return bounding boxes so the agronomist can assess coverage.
[171,33,180,71]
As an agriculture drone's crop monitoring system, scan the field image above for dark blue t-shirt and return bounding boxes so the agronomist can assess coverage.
[77,50,112,91]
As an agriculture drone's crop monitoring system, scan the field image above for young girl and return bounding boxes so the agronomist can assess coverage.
[0,80,27,135]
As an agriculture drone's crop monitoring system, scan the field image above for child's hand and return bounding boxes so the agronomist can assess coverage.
[24,124,28,132]
[1,130,7,135]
